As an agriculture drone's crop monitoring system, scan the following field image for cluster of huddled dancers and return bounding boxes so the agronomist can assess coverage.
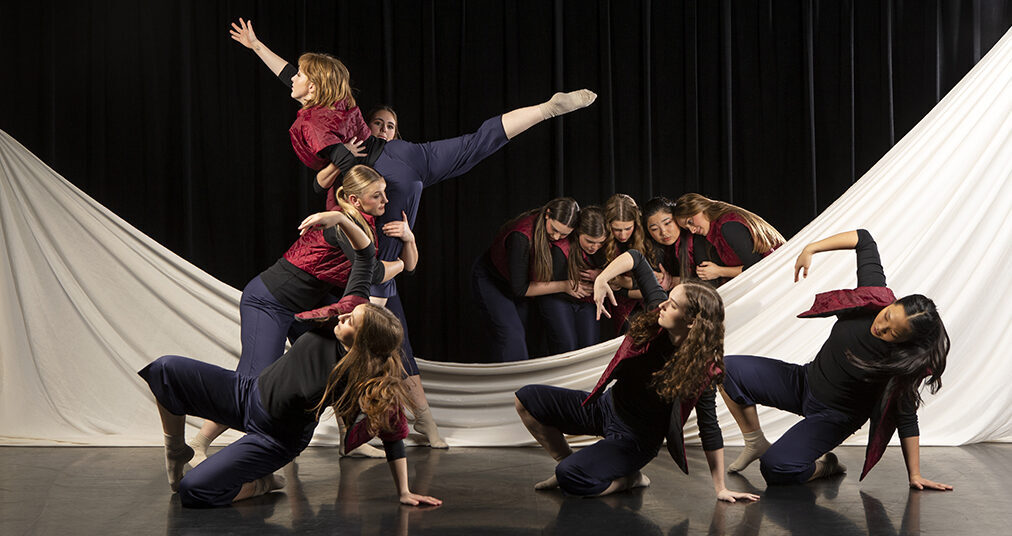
[138,19,953,508]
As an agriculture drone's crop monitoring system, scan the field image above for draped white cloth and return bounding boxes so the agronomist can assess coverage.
[2,30,1011,448]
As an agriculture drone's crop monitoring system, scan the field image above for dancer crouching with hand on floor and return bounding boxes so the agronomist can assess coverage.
[138,210,440,508]
[719,229,951,490]
[514,247,759,501]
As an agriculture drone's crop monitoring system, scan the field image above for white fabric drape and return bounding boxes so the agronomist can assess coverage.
[3,29,1011,447]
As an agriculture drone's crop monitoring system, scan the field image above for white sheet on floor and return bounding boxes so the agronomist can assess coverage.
[2,29,1011,449]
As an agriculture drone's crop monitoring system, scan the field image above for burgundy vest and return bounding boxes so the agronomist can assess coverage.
[584,328,721,474]
[797,286,905,480]
[283,212,377,287]
[289,100,372,170]
[676,212,776,267]
[488,214,536,281]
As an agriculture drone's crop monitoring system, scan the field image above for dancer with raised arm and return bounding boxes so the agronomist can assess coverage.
[719,229,951,489]
[231,18,597,444]
[139,210,441,508]
[513,247,759,501]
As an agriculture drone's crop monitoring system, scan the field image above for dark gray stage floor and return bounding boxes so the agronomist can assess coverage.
[1,444,1009,535]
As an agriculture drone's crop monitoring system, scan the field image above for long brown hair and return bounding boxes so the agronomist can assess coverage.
[672,193,784,254]
[603,194,647,262]
[335,165,383,242]
[311,304,413,435]
[501,198,580,282]
[298,52,356,109]
[566,206,607,285]
[626,282,725,401]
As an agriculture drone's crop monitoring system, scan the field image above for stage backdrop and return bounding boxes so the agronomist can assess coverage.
[1,2,1010,363]
[1,26,1010,448]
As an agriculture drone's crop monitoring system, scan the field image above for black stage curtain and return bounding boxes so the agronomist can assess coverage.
[2,1,1010,362]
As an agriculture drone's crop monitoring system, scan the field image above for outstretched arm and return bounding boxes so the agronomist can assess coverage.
[230,18,288,76]
[794,230,860,281]
[900,436,953,490]
[298,211,371,250]
[388,457,442,506]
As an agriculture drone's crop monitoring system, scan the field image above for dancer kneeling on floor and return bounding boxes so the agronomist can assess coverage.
[515,248,759,501]
[720,229,951,490]
[138,211,440,508]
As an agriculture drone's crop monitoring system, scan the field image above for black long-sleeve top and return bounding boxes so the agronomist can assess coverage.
[805,230,919,437]
[609,250,723,450]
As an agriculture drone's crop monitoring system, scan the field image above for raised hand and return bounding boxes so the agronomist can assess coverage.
[229,18,259,49]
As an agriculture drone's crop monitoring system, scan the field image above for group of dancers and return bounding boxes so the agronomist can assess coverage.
[138,18,953,509]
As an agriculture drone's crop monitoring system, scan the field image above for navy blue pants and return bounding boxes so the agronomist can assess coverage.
[371,115,510,298]
[516,385,663,496]
[139,355,314,507]
[536,295,601,354]
[472,258,530,362]
[384,292,420,376]
[237,276,335,378]
[722,355,867,485]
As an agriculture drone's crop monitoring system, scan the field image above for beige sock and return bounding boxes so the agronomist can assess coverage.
[413,406,448,449]
[728,429,771,473]
[164,433,193,492]
[342,443,387,458]
[809,452,847,481]
[538,90,598,120]
[249,473,287,497]
[534,473,559,490]
[187,432,212,467]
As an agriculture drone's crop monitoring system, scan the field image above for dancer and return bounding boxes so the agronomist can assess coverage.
[138,211,441,508]
[641,197,681,287]
[514,247,759,501]
[473,198,582,362]
[672,193,784,286]
[719,229,951,489]
[189,166,413,461]
[231,18,597,443]
[601,194,649,330]
[230,18,371,210]
[537,206,608,354]
[367,106,400,141]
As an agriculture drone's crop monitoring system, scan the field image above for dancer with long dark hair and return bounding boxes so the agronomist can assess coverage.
[514,247,759,501]
[719,229,951,489]
[537,206,608,354]
[473,198,582,362]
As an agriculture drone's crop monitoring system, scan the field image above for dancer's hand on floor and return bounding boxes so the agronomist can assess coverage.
[909,474,953,491]
[717,488,760,503]
[400,491,442,506]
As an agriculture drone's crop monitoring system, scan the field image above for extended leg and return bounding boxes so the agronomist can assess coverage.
[501,90,598,139]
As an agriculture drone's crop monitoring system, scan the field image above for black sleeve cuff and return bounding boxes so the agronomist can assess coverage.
[279,63,297,89]
[382,439,406,461]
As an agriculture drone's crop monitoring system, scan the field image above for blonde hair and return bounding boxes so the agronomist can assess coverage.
[311,304,414,435]
[673,193,784,254]
[603,194,647,262]
[335,165,384,242]
[298,53,356,109]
